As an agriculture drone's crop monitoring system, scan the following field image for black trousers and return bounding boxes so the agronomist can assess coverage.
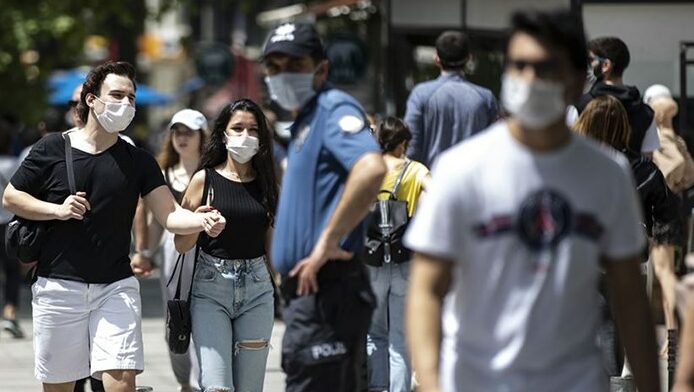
[281,260,375,392]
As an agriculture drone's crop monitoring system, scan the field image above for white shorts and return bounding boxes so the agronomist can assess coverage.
[32,276,144,383]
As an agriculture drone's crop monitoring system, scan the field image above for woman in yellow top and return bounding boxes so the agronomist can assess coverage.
[367,117,429,392]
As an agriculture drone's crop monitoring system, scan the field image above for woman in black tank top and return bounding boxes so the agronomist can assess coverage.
[132,108,208,391]
[175,99,279,391]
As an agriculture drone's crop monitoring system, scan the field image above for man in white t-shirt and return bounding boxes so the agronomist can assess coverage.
[404,9,660,392]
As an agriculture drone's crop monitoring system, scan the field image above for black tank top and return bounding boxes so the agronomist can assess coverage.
[198,169,268,259]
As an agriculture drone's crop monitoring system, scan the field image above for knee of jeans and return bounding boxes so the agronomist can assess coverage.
[234,339,269,355]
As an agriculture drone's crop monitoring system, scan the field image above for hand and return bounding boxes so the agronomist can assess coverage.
[131,253,153,278]
[55,191,91,220]
[288,233,353,296]
[199,207,225,238]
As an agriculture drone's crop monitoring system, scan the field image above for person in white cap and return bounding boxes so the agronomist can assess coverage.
[132,108,208,392]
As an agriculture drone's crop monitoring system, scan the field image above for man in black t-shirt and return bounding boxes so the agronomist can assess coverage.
[2,62,226,392]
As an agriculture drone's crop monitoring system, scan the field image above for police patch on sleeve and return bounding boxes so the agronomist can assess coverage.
[338,115,365,134]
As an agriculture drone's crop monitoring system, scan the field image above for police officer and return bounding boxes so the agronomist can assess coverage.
[262,23,387,392]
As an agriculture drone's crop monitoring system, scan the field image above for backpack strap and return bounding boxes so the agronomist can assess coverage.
[388,160,412,200]
[62,130,77,195]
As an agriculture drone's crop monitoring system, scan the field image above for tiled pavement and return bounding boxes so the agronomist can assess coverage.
[0,275,286,391]
[0,273,673,391]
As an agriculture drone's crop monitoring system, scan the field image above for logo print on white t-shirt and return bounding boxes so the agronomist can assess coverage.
[517,189,571,251]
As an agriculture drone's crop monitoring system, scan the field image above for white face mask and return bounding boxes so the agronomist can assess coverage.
[501,74,566,130]
[265,72,316,111]
[225,134,259,164]
[94,97,135,133]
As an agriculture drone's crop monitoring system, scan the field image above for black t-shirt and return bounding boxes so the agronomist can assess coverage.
[11,133,166,283]
[198,169,268,260]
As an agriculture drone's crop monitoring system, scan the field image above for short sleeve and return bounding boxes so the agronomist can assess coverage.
[322,104,380,170]
[10,137,52,195]
[565,106,579,127]
[601,161,647,259]
[404,155,466,260]
[136,148,166,197]
[640,119,660,153]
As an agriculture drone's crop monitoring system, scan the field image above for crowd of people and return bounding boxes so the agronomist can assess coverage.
[4,5,694,392]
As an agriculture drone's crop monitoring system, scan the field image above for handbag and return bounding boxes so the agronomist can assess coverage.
[165,169,210,354]
[363,160,412,266]
[5,131,76,263]
[165,250,198,354]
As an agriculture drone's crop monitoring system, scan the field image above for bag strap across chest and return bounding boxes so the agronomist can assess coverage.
[382,160,412,200]
[63,131,77,195]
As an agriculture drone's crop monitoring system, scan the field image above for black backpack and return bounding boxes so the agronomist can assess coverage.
[363,160,412,266]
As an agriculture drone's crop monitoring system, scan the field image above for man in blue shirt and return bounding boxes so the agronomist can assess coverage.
[404,31,498,168]
[263,23,386,392]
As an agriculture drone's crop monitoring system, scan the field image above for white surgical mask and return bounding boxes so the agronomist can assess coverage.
[225,134,259,164]
[94,97,135,133]
[501,74,566,129]
[265,72,315,111]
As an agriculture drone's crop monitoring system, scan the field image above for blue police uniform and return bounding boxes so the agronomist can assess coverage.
[274,85,379,392]
[272,85,380,275]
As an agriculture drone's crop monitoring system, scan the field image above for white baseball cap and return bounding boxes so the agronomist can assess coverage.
[643,84,672,104]
[169,109,208,131]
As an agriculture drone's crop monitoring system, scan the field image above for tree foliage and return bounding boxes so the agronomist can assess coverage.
[0,0,155,124]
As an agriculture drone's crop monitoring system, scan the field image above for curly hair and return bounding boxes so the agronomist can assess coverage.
[77,61,137,125]
[200,99,279,225]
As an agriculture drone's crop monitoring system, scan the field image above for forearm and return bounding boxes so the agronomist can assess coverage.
[322,153,385,242]
[146,217,165,252]
[609,264,660,391]
[407,283,443,390]
[406,255,452,392]
[164,207,205,235]
[133,199,148,251]
[3,187,61,220]
[174,232,198,253]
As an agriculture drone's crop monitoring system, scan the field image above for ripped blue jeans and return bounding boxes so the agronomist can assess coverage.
[191,251,274,392]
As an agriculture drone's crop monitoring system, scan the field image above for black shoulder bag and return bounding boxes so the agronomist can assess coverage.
[6,132,77,264]
[363,160,412,266]
[165,168,209,354]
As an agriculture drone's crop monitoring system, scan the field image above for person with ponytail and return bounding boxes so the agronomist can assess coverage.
[175,99,279,391]
[367,117,429,392]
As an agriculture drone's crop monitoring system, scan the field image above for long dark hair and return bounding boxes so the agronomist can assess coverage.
[200,99,279,225]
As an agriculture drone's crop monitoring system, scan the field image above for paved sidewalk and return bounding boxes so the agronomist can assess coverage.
[0,276,286,391]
